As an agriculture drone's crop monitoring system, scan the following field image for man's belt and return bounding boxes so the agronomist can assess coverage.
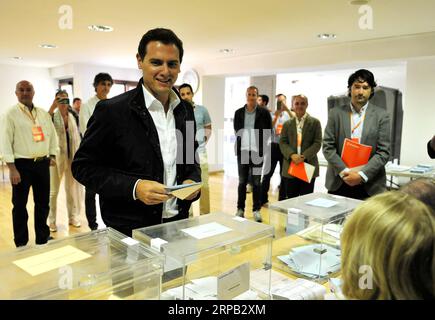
[33,156,49,162]
[16,156,49,162]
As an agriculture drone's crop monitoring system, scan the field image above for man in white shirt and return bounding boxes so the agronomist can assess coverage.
[72,28,201,237]
[79,73,113,230]
[1,81,58,247]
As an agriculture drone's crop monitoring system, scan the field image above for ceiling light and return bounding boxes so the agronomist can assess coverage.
[11,56,23,60]
[317,34,337,40]
[219,49,234,54]
[350,0,369,5]
[39,44,57,49]
[88,25,114,32]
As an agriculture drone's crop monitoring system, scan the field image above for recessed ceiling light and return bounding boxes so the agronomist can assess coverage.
[350,0,369,5]
[11,56,23,60]
[39,44,57,49]
[88,25,114,32]
[317,33,337,40]
[219,49,234,54]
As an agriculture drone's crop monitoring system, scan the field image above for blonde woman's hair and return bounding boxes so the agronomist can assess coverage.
[341,191,434,300]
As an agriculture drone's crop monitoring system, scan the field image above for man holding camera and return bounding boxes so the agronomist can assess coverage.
[1,80,58,247]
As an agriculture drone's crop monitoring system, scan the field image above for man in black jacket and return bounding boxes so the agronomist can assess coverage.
[233,86,272,222]
[72,28,201,237]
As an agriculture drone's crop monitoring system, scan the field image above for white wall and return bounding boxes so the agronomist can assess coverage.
[0,64,57,115]
[402,57,435,165]
[202,76,225,172]
[49,63,142,102]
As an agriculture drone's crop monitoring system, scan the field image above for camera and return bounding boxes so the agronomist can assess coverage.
[58,98,70,105]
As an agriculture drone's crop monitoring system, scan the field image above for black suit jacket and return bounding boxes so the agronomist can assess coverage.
[233,105,272,157]
[72,80,201,232]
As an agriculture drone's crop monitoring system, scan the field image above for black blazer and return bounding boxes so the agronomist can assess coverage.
[233,105,272,157]
[72,79,201,231]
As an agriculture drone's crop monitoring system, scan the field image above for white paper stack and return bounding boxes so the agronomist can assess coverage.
[278,244,341,278]
[271,278,327,300]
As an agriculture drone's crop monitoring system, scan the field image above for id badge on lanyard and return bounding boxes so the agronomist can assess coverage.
[20,105,45,142]
[32,125,45,142]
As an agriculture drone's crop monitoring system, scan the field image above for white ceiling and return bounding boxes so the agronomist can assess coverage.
[1,0,435,70]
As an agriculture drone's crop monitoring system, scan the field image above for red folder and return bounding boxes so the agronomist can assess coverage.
[341,138,372,169]
[288,161,315,183]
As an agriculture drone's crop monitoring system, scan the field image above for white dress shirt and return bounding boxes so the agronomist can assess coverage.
[350,102,368,141]
[1,103,58,163]
[79,95,100,135]
[340,102,369,182]
[133,85,181,219]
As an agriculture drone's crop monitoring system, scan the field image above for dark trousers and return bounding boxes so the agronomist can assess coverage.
[281,176,316,199]
[237,151,263,211]
[85,188,98,230]
[12,158,50,247]
[328,183,369,200]
[261,142,284,203]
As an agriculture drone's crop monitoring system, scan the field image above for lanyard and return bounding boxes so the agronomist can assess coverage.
[296,116,305,154]
[350,112,365,135]
[19,104,37,124]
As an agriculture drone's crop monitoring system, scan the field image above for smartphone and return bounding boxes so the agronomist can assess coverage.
[277,100,282,110]
[58,98,70,105]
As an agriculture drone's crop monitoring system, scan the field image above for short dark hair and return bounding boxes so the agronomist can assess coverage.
[93,73,113,89]
[260,94,269,105]
[347,69,377,99]
[247,86,259,95]
[276,93,286,99]
[179,83,193,93]
[138,28,184,62]
[73,97,81,103]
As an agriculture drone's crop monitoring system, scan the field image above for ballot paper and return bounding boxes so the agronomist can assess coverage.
[13,245,92,277]
[305,198,339,208]
[166,182,202,200]
[278,244,341,278]
[165,182,201,192]
[181,222,232,240]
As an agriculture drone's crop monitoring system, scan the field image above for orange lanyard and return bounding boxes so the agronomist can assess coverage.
[350,112,365,135]
[19,104,37,124]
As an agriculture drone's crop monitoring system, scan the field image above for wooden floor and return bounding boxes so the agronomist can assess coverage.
[0,164,326,252]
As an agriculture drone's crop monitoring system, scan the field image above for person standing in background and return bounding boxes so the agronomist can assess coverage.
[1,81,58,247]
[323,69,390,200]
[233,86,272,222]
[179,83,212,215]
[79,73,113,230]
[260,93,292,205]
[279,95,322,198]
[72,97,81,114]
[47,90,83,232]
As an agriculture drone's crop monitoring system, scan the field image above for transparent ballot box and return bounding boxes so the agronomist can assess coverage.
[268,192,362,281]
[0,228,164,300]
[133,212,274,300]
